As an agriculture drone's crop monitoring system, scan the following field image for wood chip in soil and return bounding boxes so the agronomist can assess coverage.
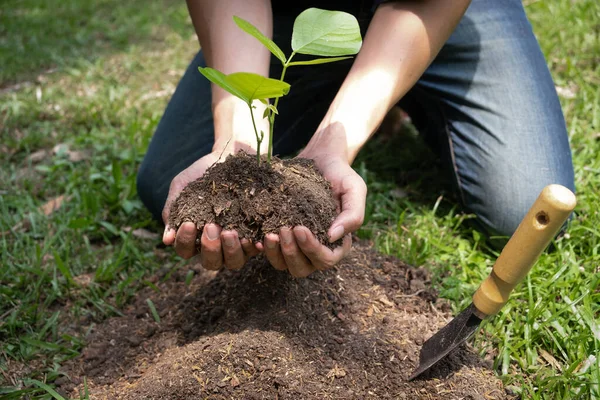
[60,242,511,399]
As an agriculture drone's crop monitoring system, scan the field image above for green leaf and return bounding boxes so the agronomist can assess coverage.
[111,160,122,186]
[21,337,62,351]
[146,298,161,323]
[262,104,278,119]
[68,218,91,229]
[233,16,287,64]
[287,56,353,67]
[98,221,119,236]
[292,8,362,56]
[53,251,74,285]
[25,379,66,400]
[198,67,290,103]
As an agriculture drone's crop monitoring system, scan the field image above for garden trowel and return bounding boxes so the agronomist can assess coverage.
[408,184,576,381]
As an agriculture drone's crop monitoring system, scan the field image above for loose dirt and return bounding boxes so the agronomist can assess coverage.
[168,152,339,247]
[60,242,509,399]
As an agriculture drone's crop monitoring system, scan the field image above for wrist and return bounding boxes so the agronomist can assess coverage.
[303,112,370,164]
[302,120,351,164]
[212,97,270,155]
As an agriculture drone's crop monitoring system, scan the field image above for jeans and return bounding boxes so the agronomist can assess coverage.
[137,0,575,242]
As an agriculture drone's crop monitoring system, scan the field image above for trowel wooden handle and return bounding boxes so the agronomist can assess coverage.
[472,184,576,316]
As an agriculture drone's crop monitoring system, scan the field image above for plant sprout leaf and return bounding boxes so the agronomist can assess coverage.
[287,56,353,67]
[198,67,247,101]
[262,104,279,119]
[198,67,290,103]
[291,8,362,56]
[233,16,287,64]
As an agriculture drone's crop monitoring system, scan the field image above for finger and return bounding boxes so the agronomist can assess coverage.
[221,230,246,270]
[200,223,223,270]
[174,222,198,259]
[255,242,265,252]
[163,225,176,246]
[292,226,349,271]
[264,233,287,271]
[240,238,260,258]
[280,227,316,278]
[329,174,367,242]
[162,176,188,227]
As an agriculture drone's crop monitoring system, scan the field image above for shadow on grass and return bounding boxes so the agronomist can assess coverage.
[354,118,460,232]
[0,0,191,86]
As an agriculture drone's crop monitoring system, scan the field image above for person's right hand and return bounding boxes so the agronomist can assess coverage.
[161,150,261,270]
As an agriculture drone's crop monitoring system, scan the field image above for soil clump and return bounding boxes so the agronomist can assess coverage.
[168,152,339,247]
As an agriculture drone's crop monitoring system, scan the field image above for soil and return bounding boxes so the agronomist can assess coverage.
[60,242,510,399]
[168,152,339,247]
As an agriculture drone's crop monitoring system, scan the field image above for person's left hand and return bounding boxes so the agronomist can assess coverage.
[262,152,367,277]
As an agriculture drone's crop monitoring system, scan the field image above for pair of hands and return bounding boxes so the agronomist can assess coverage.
[161,149,367,277]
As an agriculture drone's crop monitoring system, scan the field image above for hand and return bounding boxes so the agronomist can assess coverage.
[262,154,367,277]
[162,151,261,270]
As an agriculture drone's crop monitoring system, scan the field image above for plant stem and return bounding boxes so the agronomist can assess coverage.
[249,103,262,165]
[267,52,296,163]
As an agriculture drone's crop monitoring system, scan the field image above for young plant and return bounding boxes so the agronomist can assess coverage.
[198,8,363,165]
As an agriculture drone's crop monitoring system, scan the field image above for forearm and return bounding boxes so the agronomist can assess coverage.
[305,0,471,163]
[186,0,272,152]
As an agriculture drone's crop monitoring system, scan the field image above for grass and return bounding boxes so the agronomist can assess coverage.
[0,0,598,399]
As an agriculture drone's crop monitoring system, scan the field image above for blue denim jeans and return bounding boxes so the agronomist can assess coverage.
[137,0,575,242]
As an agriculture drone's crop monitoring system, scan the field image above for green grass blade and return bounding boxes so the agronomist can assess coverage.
[24,379,67,400]
[146,298,160,323]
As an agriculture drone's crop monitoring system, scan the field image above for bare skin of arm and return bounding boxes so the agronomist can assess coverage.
[263,0,472,277]
[162,0,273,269]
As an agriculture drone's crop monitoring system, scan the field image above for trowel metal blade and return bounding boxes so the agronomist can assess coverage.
[408,303,483,381]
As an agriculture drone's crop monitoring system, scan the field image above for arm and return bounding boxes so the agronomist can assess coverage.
[305,0,471,163]
[265,0,472,276]
[164,0,274,263]
[186,0,272,154]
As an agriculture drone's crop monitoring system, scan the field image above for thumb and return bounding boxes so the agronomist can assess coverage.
[328,172,367,242]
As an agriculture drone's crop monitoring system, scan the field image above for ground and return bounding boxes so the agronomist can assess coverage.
[58,243,507,399]
[1,0,599,399]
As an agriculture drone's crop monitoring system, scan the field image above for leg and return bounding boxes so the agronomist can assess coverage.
[137,51,215,221]
[401,0,575,243]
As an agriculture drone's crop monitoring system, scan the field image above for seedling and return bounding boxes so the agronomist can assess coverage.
[198,8,363,165]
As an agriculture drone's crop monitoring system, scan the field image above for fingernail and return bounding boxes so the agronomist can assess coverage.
[294,228,307,243]
[281,228,293,245]
[163,226,169,241]
[329,226,344,242]
[223,234,236,248]
[206,224,219,240]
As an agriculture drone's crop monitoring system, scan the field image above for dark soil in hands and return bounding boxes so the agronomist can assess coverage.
[168,151,339,247]
[60,243,510,399]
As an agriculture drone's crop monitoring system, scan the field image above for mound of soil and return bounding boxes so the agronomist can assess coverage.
[60,243,509,399]
[168,152,338,247]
